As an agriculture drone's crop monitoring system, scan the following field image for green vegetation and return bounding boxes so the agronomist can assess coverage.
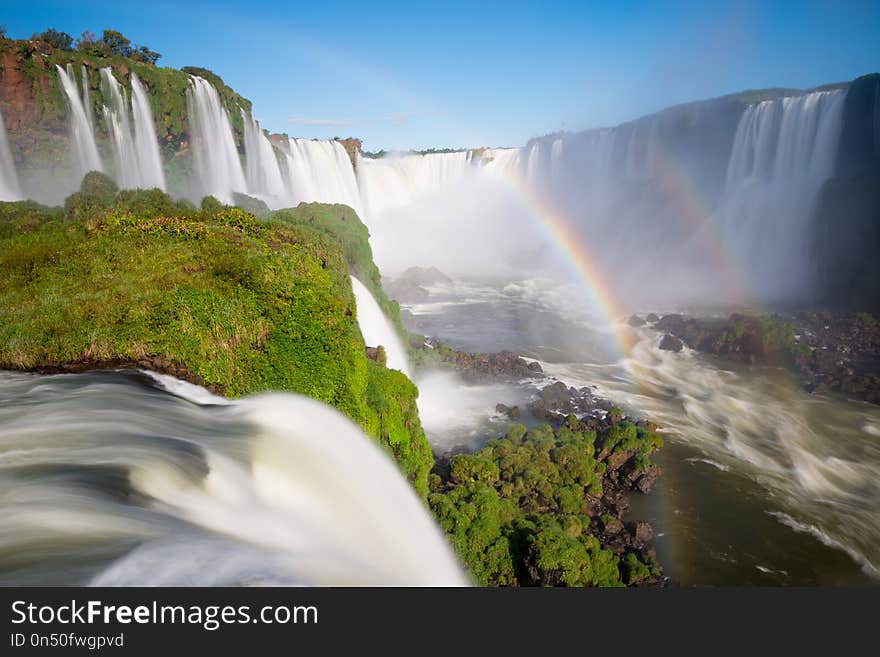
[269,203,407,340]
[430,420,663,586]
[32,28,74,51]
[712,314,811,362]
[70,29,161,65]
[856,312,877,328]
[0,177,433,495]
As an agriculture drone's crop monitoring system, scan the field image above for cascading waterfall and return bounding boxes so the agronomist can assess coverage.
[101,66,165,190]
[242,110,287,206]
[356,150,473,219]
[80,65,95,135]
[129,73,166,190]
[0,108,21,200]
[186,75,247,204]
[350,276,412,378]
[56,63,103,181]
[282,138,362,213]
[716,89,846,300]
[0,370,464,585]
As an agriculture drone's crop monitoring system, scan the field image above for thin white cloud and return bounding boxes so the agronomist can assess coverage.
[287,116,354,127]
[287,112,427,128]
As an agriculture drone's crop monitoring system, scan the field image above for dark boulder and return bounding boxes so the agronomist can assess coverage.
[655,314,686,334]
[495,403,521,419]
[628,314,647,327]
[658,334,683,352]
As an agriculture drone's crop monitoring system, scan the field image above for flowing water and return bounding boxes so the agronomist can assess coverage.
[56,63,103,181]
[186,75,248,204]
[0,108,21,201]
[100,69,166,191]
[350,276,412,378]
[402,278,880,586]
[242,111,287,207]
[0,370,465,586]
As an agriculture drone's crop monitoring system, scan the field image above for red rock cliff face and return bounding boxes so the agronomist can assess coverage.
[0,45,68,167]
[1,51,33,132]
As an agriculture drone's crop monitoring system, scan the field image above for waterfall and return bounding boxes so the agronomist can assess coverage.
[0,370,465,585]
[100,68,139,189]
[186,75,247,204]
[242,110,287,207]
[130,73,166,190]
[101,66,165,190]
[56,64,103,181]
[282,138,362,213]
[717,89,846,300]
[356,150,472,219]
[350,276,411,378]
[0,109,21,201]
[80,65,95,135]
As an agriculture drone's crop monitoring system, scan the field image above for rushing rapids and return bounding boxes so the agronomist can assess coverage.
[397,276,880,584]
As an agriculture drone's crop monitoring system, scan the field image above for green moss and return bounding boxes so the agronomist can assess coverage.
[0,187,433,494]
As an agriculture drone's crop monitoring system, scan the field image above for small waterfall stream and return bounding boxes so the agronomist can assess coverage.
[350,276,412,378]
[56,63,103,181]
[186,75,247,203]
[0,108,21,200]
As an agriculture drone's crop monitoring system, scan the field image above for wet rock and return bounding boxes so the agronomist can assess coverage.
[365,345,387,366]
[658,333,683,352]
[646,313,660,323]
[635,522,654,544]
[526,360,544,374]
[384,278,429,303]
[397,266,451,286]
[628,314,647,327]
[634,466,660,494]
[655,313,686,334]
[601,516,623,535]
[495,403,521,419]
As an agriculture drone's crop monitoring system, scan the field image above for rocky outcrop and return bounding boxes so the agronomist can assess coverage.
[658,333,683,352]
[650,311,880,404]
[529,380,604,419]
[416,337,544,382]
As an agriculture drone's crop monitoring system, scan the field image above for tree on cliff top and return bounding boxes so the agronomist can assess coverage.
[74,29,161,65]
[32,28,74,51]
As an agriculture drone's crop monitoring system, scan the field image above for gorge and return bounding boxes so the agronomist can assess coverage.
[1,31,879,587]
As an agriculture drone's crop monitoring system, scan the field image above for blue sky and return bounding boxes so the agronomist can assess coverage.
[4,0,879,150]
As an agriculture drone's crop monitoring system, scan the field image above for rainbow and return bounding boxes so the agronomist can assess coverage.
[483,140,755,359]
[485,160,635,358]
